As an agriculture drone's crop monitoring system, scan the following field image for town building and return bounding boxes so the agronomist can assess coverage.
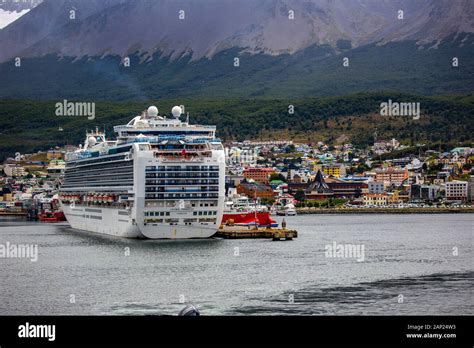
[304,170,334,200]
[3,164,26,177]
[450,147,472,156]
[287,181,310,193]
[326,177,367,199]
[410,184,439,202]
[46,149,64,160]
[46,159,66,178]
[363,193,388,206]
[225,174,245,188]
[243,167,275,184]
[236,182,274,199]
[372,138,400,155]
[374,167,408,186]
[322,164,346,178]
[0,187,13,201]
[468,176,474,202]
[387,191,401,204]
[225,147,257,166]
[445,180,468,202]
[368,181,385,194]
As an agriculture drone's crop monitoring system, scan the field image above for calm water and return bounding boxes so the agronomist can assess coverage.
[0,214,472,315]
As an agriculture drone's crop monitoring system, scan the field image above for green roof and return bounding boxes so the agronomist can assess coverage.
[270,180,285,185]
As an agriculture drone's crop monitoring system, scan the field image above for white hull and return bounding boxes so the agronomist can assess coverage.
[139,222,217,239]
[61,204,142,238]
[62,204,219,239]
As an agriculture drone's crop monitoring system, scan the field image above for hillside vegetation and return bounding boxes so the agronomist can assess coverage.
[0,92,473,161]
[0,36,473,100]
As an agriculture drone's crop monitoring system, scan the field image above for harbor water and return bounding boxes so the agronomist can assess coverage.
[0,214,472,315]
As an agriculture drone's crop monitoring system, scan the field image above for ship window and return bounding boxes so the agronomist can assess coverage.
[193,212,197,216]
[166,212,170,216]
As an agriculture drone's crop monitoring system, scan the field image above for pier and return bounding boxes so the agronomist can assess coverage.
[215,219,297,240]
[215,227,297,240]
[0,211,27,216]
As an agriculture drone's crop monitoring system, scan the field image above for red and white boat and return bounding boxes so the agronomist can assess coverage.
[28,196,67,222]
[221,211,278,227]
[221,193,278,228]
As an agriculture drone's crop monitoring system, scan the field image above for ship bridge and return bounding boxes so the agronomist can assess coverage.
[114,106,216,140]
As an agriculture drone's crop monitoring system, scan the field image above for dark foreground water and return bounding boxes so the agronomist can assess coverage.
[0,214,472,315]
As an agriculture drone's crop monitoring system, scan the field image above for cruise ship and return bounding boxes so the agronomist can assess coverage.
[59,106,225,239]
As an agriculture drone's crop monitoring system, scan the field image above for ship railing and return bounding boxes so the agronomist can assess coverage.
[157,156,206,162]
[154,152,212,161]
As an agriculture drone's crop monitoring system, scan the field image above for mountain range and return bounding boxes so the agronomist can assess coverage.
[0,0,42,29]
[0,0,473,99]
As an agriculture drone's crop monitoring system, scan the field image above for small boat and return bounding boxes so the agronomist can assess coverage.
[27,196,67,222]
[276,203,297,216]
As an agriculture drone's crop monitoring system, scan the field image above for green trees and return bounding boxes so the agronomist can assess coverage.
[294,190,306,202]
[0,92,473,161]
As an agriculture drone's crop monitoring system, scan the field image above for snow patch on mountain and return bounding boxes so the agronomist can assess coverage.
[0,9,30,29]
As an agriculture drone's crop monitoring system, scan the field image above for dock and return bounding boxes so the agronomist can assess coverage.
[0,211,27,216]
[215,226,297,240]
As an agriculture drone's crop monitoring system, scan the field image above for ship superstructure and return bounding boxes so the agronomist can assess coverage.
[59,106,225,239]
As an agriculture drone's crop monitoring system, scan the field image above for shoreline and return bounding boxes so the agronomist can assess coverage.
[295,207,474,214]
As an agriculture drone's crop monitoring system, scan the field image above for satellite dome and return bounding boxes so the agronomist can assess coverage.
[88,136,97,146]
[147,106,158,117]
[171,106,182,118]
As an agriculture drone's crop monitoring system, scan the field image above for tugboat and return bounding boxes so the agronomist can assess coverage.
[221,191,278,228]
[27,195,66,222]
